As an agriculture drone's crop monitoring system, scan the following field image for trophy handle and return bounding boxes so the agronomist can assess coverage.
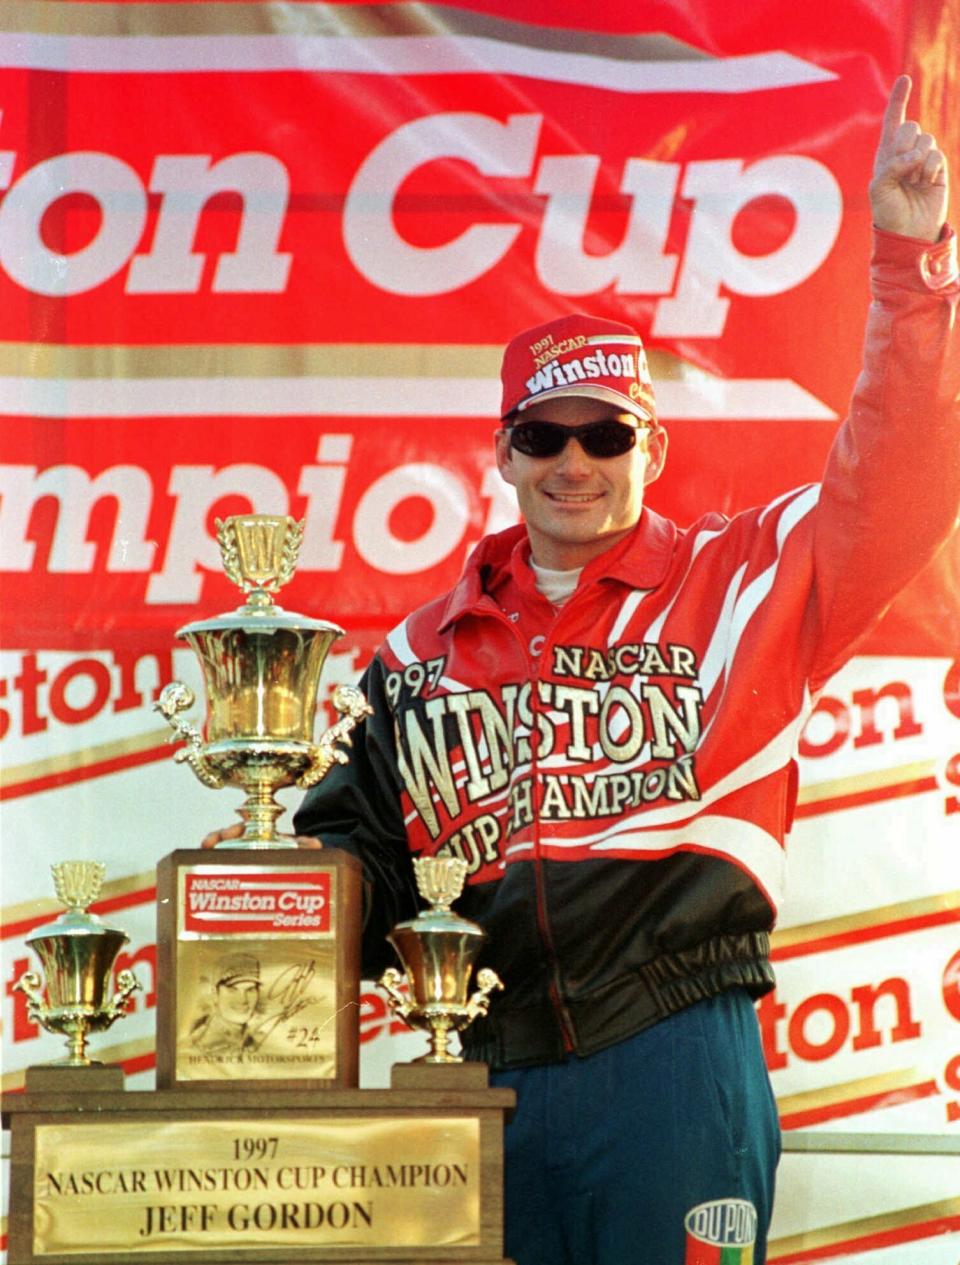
[298,684,374,789]
[154,682,224,789]
[378,967,413,1023]
[107,970,142,1019]
[465,968,504,1022]
[13,970,46,1019]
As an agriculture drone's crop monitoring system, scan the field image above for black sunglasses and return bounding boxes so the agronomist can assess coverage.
[507,418,641,459]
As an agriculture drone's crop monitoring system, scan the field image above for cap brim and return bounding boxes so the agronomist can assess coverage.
[511,383,655,423]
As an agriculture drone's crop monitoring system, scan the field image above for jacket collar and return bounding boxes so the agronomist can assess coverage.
[438,509,678,630]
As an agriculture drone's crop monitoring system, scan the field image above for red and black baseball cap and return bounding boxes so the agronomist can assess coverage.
[500,313,657,424]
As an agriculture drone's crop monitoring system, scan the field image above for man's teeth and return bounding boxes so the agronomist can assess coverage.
[548,492,599,502]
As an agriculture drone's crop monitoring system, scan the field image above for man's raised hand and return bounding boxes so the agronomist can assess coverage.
[870,74,948,244]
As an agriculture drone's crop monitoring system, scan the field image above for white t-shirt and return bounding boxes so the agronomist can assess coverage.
[530,560,583,606]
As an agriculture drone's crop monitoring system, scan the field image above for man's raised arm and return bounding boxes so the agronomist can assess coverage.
[809,74,959,689]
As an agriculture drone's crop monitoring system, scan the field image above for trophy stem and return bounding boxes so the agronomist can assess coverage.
[235,784,287,849]
[428,1022,452,1063]
[66,1025,89,1066]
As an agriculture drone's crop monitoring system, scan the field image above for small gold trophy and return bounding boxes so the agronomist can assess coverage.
[155,514,372,848]
[14,861,140,1066]
[380,857,503,1063]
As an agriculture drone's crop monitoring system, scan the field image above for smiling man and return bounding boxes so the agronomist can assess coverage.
[207,76,960,1265]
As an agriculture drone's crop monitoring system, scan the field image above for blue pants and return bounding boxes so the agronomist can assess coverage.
[490,990,780,1265]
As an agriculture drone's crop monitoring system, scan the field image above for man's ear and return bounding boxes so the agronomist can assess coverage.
[643,427,668,486]
[495,428,516,486]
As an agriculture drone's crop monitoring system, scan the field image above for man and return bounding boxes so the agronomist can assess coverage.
[210,77,958,1263]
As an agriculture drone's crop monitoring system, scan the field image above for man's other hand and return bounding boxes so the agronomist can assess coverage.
[200,823,323,849]
[870,74,948,243]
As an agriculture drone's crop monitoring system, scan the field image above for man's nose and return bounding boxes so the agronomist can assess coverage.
[554,437,593,473]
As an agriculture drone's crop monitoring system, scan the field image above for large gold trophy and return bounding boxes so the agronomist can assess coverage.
[155,514,370,848]
[154,514,364,1089]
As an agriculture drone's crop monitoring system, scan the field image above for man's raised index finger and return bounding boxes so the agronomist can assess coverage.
[878,74,911,153]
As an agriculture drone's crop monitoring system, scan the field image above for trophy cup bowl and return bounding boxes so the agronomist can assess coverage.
[379,858,503,1064]
[14,862,141,1066]
[155,515,372,848]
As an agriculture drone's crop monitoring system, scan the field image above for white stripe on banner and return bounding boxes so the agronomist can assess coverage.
[0,35,836,91]
[0,377,836,420]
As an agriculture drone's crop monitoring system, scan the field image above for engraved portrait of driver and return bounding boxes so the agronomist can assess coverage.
[189,952,264,1058]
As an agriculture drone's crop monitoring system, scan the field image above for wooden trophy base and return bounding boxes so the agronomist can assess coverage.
[2,1061,515,1264]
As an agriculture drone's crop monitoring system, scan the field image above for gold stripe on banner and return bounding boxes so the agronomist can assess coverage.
[795,758,937,806]
[775,1068,922,1117]
[0,1,711,60]
[0,730,172,793]
[768,1196,960,1261]
[0,341,694,383]
[0,342,504,380]
[771,889,960,952]
[2,869,156,931]
[1,1034,155,1094]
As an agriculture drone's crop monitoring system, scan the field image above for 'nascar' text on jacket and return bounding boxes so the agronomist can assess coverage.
[295,228,960,1070]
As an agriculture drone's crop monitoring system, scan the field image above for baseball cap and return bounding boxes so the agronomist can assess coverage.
[500,313,657,424]
[217,953,260,987]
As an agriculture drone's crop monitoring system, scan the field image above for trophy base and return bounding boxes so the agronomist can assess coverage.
[24,1064,124,1095]
[391,1061,492,1090]
[3,1076,516,1264]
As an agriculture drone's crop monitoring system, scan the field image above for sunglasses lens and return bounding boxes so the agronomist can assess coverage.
[580,421,637,458]
[509,421,567,457]
[509,420,638,458]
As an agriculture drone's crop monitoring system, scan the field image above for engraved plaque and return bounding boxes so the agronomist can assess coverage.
[175,937,337,1083]
[32,1117,481,1256]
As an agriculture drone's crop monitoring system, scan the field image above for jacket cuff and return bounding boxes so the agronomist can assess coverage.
[872,224,958,292]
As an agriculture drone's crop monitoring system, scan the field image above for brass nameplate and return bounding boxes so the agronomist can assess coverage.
[33,1117,481,1256]
[175,865,339,1082]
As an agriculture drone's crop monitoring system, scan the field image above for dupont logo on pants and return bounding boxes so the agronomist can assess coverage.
[684,1198,758,1263]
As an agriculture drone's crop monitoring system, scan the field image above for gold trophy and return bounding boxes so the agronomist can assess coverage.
[153,514,364,1089]
[155,514,372,848]
[380,857,503,1063]
[14,861,141,1066]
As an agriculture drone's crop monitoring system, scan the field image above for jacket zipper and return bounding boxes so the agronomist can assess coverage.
[482,598,578,1053]
[530,674,577,1054]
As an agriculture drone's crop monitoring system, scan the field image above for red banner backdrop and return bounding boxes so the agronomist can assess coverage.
[2,3,960,1260]
[2,1,958,650]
